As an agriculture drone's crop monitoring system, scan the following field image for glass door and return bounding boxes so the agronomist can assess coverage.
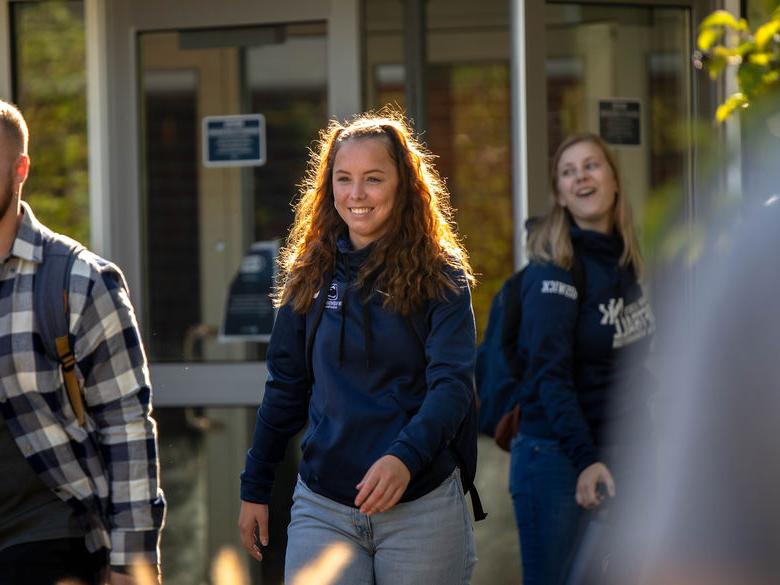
[140,24,328,365]
[100,2,360,583]
[138,24,328,585]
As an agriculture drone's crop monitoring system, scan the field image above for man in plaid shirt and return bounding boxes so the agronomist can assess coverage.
[0,101,165,583]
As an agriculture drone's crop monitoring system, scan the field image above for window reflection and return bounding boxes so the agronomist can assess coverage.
[140,25,327,363]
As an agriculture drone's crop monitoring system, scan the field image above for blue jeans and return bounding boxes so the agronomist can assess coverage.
[510,434,585,585]
[285,469,477,585]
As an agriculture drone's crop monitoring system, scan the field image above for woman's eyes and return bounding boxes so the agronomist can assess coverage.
[560,162,600,177]
[335,176,381,184]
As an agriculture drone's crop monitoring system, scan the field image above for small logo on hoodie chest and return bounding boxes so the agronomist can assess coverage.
[326,282,342,310]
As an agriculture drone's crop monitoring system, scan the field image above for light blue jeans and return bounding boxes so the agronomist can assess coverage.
[285,469,477,585]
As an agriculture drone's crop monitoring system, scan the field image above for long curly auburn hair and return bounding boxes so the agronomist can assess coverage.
[275,109,474,315]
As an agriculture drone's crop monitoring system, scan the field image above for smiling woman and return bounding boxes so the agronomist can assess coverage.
[273,110,473,316]
[332,137,399,250]
[508,132,655,585]
[528,133,642,273]
[238,109,480,585]
[554,141,618,235]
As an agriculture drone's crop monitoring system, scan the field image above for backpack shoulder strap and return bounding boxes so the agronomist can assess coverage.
[304,270,333,385]
[36,229,86,426]
[500,268,525,373]
[404,304,488,521]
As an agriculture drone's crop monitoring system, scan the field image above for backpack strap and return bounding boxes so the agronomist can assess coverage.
[36,231,86,426]
[304,270,332,386]
[499,253,587,414]
[405,310,488,521]
[500,270,525,374]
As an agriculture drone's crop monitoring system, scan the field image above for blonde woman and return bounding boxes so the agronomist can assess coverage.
[509,133,655,584]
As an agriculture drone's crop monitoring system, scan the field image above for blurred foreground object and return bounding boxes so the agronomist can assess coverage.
[211,546,249,585]
[290,543,353,585]
[611,198,780,585]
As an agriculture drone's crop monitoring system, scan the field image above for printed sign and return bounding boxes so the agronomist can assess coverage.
[203,114,266,167]
[598,100,641,146]
[220,241,278,342]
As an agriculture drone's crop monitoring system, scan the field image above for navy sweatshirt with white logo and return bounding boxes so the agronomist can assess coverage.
[515,226,655,473]
[241,238,476,507]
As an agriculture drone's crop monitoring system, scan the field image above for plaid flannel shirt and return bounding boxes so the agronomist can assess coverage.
[0,202,165,566]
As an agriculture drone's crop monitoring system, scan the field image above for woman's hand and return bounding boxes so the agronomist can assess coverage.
[354,455,411,515]
[575,462,616,509]
[238,501,269,561]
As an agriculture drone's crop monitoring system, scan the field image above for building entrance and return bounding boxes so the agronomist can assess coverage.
[138,22,328,584]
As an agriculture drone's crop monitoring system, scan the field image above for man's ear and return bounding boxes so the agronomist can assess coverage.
[14,153,30,186]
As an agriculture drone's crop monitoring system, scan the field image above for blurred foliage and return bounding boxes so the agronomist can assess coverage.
[694,1,780,122]
[447,64,514,340]
[13,1,89,243]
[643,1,780,273]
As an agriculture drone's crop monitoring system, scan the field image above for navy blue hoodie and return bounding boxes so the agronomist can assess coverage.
[241,238,476,506]
[515,226,655,473]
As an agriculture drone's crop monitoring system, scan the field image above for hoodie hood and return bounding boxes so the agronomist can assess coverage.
[570,224,624,260]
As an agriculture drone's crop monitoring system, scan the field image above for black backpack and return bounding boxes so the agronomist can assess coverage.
[304,275,487,521]
[35,227,87,426]
[476,256,585,444]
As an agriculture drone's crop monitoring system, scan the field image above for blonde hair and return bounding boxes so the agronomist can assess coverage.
[276,108,474,315]
[527,132,643,276]
[0,99,29,155]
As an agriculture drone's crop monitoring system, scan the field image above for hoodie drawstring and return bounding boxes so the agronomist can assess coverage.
[337,252,375,369]
[363,301,373,369]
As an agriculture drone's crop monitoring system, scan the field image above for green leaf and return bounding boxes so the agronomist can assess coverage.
[716,92,749,123]
[736,40,756,56]
[698,27,723,51]
[712,45,738,60]
[707,53,728,79]
[762,69,780,86]
[738,62,768,96]
[755,19,780,50]
[700,10,741,31]
[748,52,772,66]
